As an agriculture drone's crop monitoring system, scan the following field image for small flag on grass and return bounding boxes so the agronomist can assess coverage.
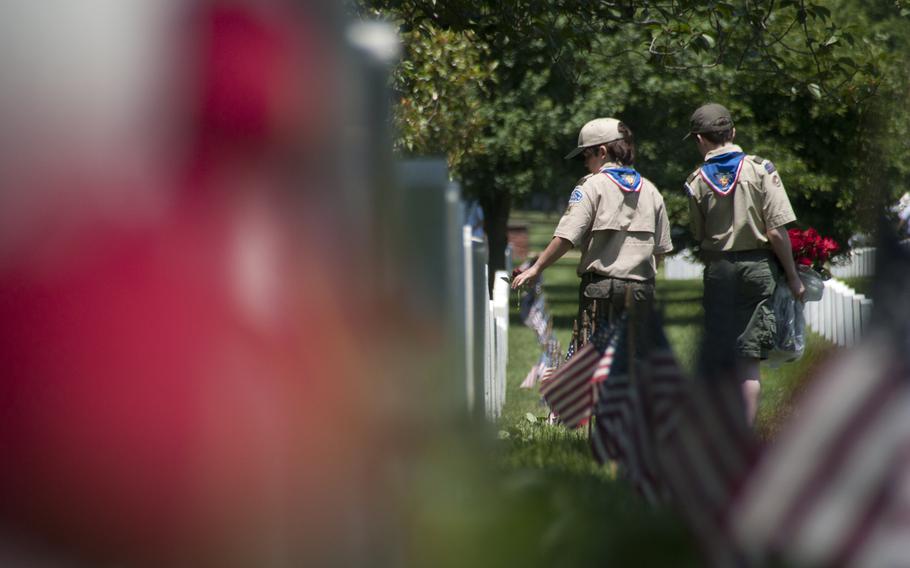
[541,317,622,429]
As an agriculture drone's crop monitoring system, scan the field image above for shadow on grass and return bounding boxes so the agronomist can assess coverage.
[658,295,703,304]
[411,461,702,568]
[662,315,702,327]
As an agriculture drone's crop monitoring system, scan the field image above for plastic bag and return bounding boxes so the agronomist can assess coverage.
[766,280,806,365]
[798,265,825,302]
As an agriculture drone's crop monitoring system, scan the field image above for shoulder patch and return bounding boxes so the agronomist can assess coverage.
[568,187,584,204]
[747,154,776,174]
[684,169,701,197]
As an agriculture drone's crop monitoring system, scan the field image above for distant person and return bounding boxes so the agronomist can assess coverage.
[512,118,672,328]
[683,102,804,425]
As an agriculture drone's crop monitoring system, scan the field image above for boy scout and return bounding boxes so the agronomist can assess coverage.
[512,118,672,327]
[684,103,805,425]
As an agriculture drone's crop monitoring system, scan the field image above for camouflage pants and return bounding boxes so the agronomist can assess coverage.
[577,274,655,346]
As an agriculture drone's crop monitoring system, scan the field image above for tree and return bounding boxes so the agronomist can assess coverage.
[354,0,910,272]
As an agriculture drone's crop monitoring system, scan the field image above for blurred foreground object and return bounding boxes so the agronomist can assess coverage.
[727,231,910,567]
[0,2,416,566]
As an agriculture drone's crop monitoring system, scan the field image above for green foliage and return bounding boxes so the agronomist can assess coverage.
[355,0,910,252]
[389,21,495,174]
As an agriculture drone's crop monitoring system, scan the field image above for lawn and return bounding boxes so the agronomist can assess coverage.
[838,275,873,297]
[488,210,834,564]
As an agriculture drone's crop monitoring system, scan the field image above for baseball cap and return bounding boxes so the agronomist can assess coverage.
[683,103,734,140]
[564,118,623,159]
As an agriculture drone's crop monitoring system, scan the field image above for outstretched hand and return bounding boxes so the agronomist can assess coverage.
[511,265,540,290]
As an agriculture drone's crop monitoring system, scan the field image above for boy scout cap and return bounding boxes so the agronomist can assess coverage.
[684,103,734,140]
[565,117,623,159]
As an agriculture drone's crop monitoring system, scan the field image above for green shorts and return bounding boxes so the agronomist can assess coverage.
[702,250,779,359]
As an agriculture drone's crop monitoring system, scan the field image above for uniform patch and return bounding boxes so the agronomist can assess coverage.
[772,174,781,186]
[568,188,584,204]
[600,166,642,193]
[764,161,777,174]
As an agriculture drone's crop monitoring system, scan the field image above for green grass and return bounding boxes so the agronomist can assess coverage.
[489,211,835,563]
[838,276,873,297]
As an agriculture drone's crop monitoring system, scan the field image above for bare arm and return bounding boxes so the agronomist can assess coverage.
[511,237,574,289]
[766,226,805,301]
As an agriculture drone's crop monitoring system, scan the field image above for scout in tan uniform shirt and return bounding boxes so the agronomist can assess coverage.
[684,103,805,425]
[512,118,672,327]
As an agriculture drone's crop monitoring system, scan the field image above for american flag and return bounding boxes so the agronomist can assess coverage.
[718,233,910,566]
[564,338,577,361]
[519,355,542,389]
[526,296,549,343]
[592,328,621,384]
[517,261,540,323]
[521,348,556,390]
[727,333,910,567]
[539,365,556,384]
[539,319,616,429]
[591,314,687,504]
[518,273,552,344]
[653,369,755,565]
[539,340,566,391]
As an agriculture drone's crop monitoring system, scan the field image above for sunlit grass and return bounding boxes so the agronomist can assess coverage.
[837,276,872,297]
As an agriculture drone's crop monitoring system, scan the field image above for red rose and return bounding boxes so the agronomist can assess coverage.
[821,237,839,257]
[798,257,813,266]
[789,229,806,256]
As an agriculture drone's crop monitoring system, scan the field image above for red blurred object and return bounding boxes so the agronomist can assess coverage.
[0,2,361,564]
[192,2,333,162]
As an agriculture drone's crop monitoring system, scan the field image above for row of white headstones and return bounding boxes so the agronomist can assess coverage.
[465,226,511,421]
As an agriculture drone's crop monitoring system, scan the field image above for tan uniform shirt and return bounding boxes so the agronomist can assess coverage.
[686,144,796,252]
[554,162,673,280]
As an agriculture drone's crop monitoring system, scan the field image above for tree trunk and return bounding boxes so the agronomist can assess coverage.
[481,190,511,295]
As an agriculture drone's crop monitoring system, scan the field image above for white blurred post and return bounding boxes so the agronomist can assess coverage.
[463,226,475,415]
[492,270,510,420]
[842,286,855,347]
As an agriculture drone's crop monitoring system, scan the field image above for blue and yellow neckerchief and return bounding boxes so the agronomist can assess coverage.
[699,151,746,196]
[600,166,642,193]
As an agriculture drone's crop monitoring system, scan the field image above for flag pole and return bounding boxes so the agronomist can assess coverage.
[590,301,598,337]
[586,301,600,442]
[625,286,635,366]
[581,308,591,346]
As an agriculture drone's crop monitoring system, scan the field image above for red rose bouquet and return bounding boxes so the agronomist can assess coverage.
[788,227,839,278]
